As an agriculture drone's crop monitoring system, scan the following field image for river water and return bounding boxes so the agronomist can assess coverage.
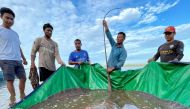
[0,71,33,109]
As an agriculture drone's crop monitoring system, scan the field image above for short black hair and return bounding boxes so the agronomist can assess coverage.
[43,23,53,30]
[118,32,126,39]
[74,39,81,43]
[0,7,15,18]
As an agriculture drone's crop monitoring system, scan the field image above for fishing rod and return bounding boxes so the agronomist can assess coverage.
[103,8,121,92]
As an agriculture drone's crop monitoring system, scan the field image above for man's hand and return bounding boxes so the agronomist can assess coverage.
[78,61,83,65]
[31,62,36,68]
[103,20,109,31]
[59,61,66,66]
[23,59,28,65]
[169,58,179,63]
[148,58,154,63]
[107,67,115,74]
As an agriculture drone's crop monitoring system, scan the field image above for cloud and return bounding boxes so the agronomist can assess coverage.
[138,0,180,24]
[94,0,180,27]
[106,8,141,24]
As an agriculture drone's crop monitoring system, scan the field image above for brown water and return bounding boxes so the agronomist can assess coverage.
[31,89,188,109]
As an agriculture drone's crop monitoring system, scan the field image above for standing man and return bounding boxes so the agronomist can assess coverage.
[0,7,27,106]
[102,20,127,73]
[148,26,184,63]
[68,39,90,68]
[31,23,65,82]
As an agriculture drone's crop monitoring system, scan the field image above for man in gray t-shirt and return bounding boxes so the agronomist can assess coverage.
[148,26,184,63]
[31,23,65,82]
[0,7,27,106]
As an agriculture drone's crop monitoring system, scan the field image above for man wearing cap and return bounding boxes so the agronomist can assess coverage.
[148,26,184,63]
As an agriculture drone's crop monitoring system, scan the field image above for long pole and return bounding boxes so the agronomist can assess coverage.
[103,8,121,92]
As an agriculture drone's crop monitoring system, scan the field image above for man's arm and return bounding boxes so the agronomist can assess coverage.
[107,50,127,73]
[20,47,27,65]
[115,50,127,69]
[86,51,90,64]
[68,52,81,65]
[69,61,82,65]
[103,20,116,47]
[55,43,65,66]
[174,41,184,61]
[31,38,40,68]
[148,47,160,63]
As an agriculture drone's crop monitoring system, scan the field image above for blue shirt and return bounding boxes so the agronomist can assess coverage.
[0,26,21,61]
[106,30,127,70]
[69,50,90,68]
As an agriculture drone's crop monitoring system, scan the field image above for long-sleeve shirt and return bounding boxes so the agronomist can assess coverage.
[153,40,184,62]
[106,30,127,70]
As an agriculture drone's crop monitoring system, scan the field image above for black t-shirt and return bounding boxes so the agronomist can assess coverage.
[153,40,184,62]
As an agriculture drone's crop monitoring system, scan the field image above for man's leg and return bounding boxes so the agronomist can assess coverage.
[7,80,16,106]
[15,61,26,100]
[0,60,16,106]
[19,78,26,99]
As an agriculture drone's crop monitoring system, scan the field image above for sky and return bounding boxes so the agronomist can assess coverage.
[0,0,190,68]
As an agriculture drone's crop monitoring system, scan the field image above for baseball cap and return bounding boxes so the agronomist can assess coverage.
[164,26,176,33]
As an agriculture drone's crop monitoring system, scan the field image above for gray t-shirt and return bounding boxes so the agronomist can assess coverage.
[31,37,60,71]
[154,40,184,62]
[0,26,21,61]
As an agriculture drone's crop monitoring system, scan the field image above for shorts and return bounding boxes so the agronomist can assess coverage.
[0,60,26,80]
[39,67,55,81]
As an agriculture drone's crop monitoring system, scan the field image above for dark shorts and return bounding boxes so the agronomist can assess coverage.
[0,60,26,80]
[39,67,54,81]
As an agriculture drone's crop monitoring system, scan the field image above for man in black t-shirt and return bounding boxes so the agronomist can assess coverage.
[148,26,184,63]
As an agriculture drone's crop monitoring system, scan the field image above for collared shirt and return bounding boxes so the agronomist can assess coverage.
[106,30,127,70]
[69,50,90,68]
[0,26,21,61]
[31,37,60,71]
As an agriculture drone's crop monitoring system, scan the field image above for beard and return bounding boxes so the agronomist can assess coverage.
[45,34,51,39]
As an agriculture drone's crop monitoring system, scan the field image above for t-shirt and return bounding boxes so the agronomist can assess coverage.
[69,50,89,68]
[31,37,59,71]
[0,26,21,61]
[154,40,184,62]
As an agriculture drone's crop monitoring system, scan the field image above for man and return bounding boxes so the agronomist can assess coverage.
[0,7,27,106]
[102,20,127,73]
[68,39,90,68]
[148,26,184,63]
[31,23,65,82]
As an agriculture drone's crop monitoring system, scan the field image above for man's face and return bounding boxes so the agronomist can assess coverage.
[0,13,14,28]
[75,41,81,51]
[117,34,125,44]
[164,32,175,42]
[44,27,53,39]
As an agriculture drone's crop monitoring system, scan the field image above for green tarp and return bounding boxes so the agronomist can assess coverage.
[14,62,190,108]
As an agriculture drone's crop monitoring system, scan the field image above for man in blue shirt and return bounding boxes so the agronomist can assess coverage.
[68,39,90,68]
[103,20,127,73]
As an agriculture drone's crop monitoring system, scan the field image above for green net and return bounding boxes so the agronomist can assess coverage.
[13,62,190,108]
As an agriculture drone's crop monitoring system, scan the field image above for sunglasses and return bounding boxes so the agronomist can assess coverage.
[164,32,173,35]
